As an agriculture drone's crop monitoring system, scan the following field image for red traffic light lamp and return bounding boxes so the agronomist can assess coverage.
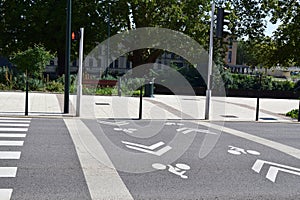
[71,31,81,41]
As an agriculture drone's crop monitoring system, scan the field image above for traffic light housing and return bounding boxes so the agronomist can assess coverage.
[216,8,231,39]
[71,31,81,41]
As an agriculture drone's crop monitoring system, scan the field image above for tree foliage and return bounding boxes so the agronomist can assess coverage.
[0,0,108,74]
[236,38,277,69]
[11,44,54,78]
[0,0,279,75]
[265,0,300,66]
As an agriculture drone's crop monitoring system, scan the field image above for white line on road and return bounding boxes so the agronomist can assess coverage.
[125,145,172,156]
[64,119,134,200]
[0,134,26,138]
[0,123,30,127]
[0,189,13,200]
[267,166,300,182]
[0,151,21,159]
[0,167,17,177]
[0,141,24,146]
[0,128,28,132]
[0,120,31,123]
[97,120,129,126]
[252,159,300,182]
[121,141,165,150]
[199,122,300,160]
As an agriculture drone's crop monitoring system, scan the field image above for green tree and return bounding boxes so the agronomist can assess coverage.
[267,0,300,66]
[105,0,212,68]
[11,44,54,78]
[0,0,273,76]
[0,0,107,75]
[236,38,277,69]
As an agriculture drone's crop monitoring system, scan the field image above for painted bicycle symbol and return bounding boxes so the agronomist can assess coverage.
[227,145,260,156]
[152,163,191,179]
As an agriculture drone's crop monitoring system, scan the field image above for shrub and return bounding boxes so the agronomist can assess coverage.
[46,81,64,92]
[226,74,295,91]
[286,109,299,119]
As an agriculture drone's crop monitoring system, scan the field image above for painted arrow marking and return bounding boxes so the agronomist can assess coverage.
[122,141,172,156]
[176,127,217,135]
[252,159,300,182]
[122,141,165,150]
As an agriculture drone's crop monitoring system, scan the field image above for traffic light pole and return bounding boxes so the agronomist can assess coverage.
[76,28,84,117]
[205,3,215,120]
[64,0,71,114]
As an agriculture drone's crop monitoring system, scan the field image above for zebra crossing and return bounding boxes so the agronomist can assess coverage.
[0,117,31,200]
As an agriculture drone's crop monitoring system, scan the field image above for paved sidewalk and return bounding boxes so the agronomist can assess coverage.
[0,91,299,122]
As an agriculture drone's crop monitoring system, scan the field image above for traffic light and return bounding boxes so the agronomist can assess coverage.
[71,31,81,41]
[216,8,231,39]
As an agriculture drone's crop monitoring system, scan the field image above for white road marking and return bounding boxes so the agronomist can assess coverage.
[252,159,300,182]
[152,163,190,179]
[97,120,129,126]
[0,128,28,132]
[121,141,165,150]
[0,134,26,138]
[176,127,216,135]
[64,119,134,200]
[227,145,260,156]
[0,123,30,127]
[199,122,300,160]
[0,151,21,159]
[0,189,13,200]
[266,166,300,183]
[0,141,24,146]
[0,120,31,123]
[125,145,172,156]
[0,167,17,177]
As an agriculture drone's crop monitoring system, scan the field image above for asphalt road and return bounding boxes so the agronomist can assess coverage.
[0,117,91,200]
[2,117,300,200]
[82,119,300,200]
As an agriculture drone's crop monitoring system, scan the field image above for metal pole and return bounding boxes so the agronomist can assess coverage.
[139,86,143,120]
[105,2,111,77]
[298,99,300,122]
[64,0,71,113]
[76,28,84,117]
[118,76,121,97]
[25,69,28,116]
[255,74,262,121]
[205,3,215,120]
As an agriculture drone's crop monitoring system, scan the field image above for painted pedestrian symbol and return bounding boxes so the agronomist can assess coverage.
[252,159,300,183]
[176,127,216,135]
[114,128,137,134]
[122,141,172,156]
[152,163,191,179]
[227,145,260,156]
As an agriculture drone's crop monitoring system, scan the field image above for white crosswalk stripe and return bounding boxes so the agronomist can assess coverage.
[0,151,21,159]
[0,123,30,127]
[0,189,13,200]
[0,167,17,177]
[0,134,26,138]
[0,128,28,132]
[0,117,31,199]
[0,141,24,146]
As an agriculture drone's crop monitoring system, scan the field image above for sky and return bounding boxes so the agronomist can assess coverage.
[264,16,281,36]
